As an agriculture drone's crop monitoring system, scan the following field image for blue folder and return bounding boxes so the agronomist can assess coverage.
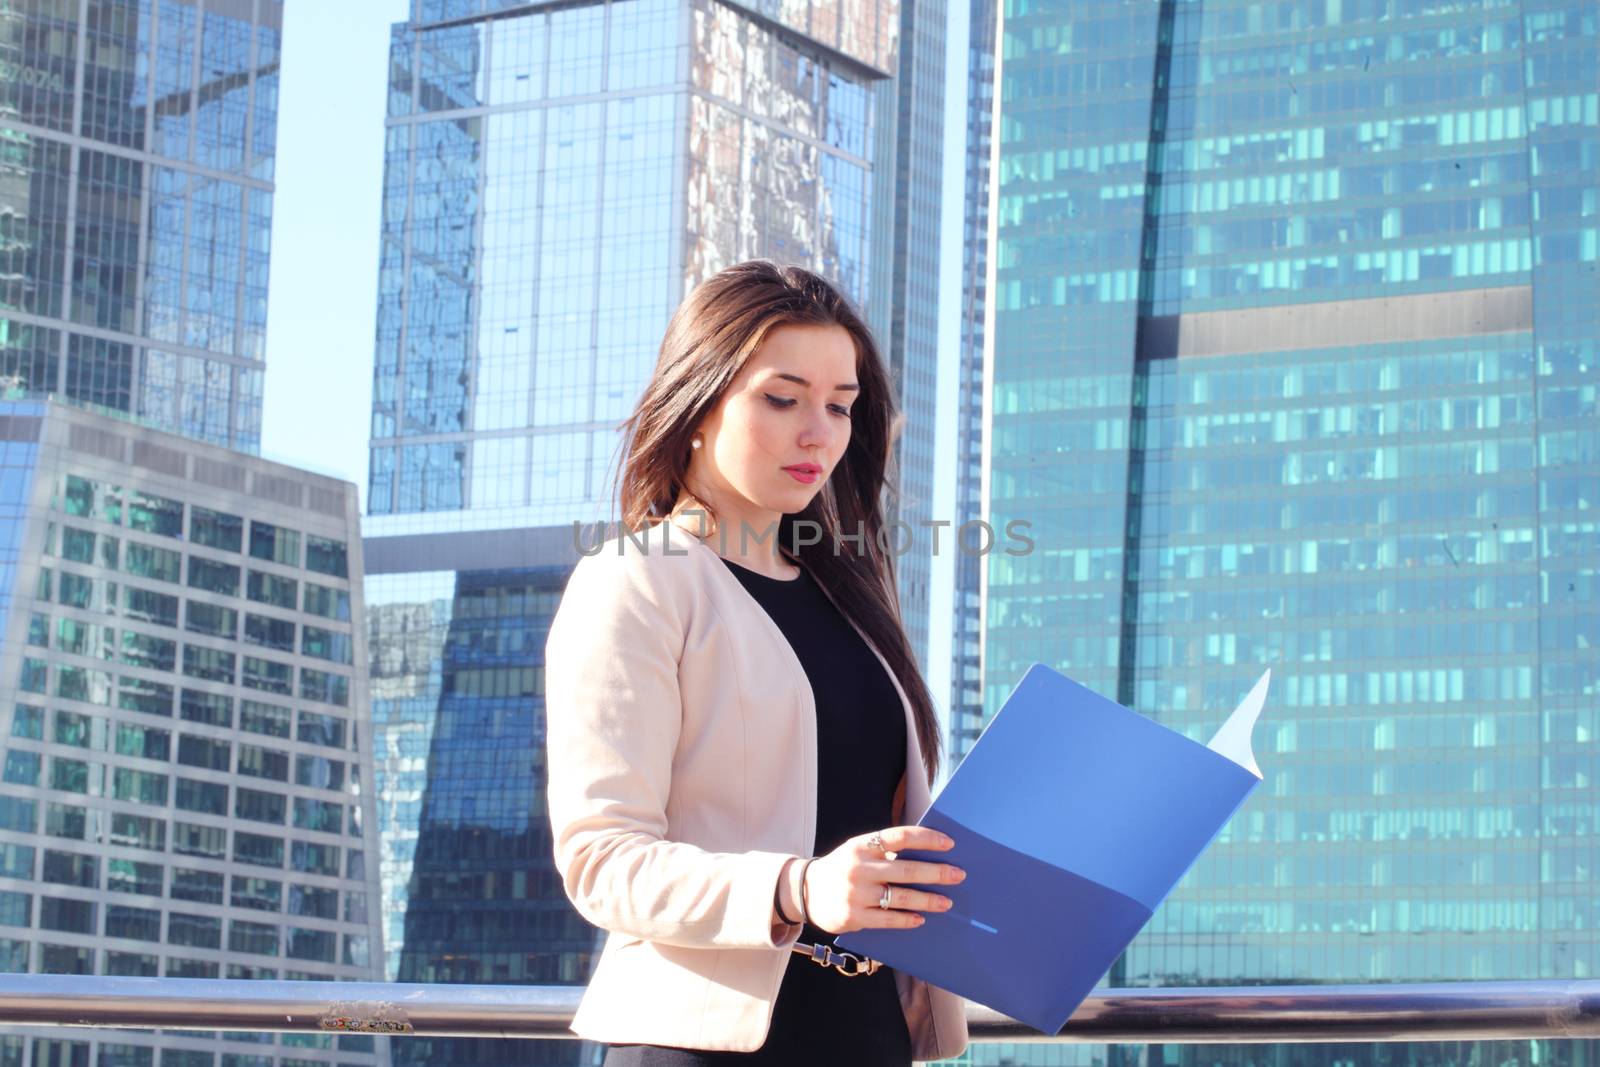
[835,665,1271,1034]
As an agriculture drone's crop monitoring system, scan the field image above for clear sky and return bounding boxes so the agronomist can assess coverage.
[259,0,972,723]
[259,2,407,498]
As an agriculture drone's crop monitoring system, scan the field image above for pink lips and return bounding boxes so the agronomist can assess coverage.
[784,464,821,484]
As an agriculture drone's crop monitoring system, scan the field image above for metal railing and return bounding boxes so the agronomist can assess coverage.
[3,977,1600,1044]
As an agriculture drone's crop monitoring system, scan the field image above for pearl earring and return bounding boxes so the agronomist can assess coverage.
[691,437,702,449]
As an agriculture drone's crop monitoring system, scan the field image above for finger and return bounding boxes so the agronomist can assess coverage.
[857,896,926,929]
[877,885,953,915]
[875,826,955,855]
[886,858,966,886]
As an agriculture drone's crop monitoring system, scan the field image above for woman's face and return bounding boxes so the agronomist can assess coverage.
[686,321,858,543]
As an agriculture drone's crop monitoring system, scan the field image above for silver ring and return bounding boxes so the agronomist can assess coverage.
[866,833,884,853]
[878,886,893,910]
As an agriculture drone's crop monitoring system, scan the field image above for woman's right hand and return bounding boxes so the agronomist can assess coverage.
[802,826,965,933]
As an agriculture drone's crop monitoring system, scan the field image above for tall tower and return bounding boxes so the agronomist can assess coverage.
[0,398,384,1067]
[362,1,905,1062]
[985,2,1599,1067]
[947,0,995,764]
[0,0,282,452]
[869,0,947,672]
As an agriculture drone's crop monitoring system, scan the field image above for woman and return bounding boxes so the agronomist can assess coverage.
[544,260,970,1063]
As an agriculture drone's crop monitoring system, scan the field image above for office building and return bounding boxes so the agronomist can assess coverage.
[364,0,907,1062]
[980,0,1599,1064]
[868,0,946,671]
[0,0,282,453]
[947,0,995,761]
[0,397,383,1067]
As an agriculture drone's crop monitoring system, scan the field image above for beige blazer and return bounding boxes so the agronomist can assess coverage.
[544,518,969,1059]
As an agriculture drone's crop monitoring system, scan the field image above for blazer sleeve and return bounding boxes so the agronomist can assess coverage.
[544,546,804,951]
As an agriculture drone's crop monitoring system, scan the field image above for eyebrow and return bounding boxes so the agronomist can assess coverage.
[766,372,860,393]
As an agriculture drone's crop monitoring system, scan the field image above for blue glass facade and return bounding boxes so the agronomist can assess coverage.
[979,0,1598,1064]
[948,0,996,759]
[366,1,904,1064]
[0,0,281,453]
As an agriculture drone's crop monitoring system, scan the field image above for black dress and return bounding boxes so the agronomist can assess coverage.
[601,556,913,1066]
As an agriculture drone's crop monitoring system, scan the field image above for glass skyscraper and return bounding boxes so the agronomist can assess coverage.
[979,0,1598,1065]
[948,0,996,760]
[0,0,281,453]
[0,398,383,1067]
[363,1,906,1063]
[869,0,946,671]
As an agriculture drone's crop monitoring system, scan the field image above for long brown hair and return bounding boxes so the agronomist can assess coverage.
[611,259,942,787]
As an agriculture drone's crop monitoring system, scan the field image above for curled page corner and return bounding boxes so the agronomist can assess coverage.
[1205,668,1271,778]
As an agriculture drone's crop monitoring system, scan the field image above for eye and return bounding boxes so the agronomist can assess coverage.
[765,394,851,419]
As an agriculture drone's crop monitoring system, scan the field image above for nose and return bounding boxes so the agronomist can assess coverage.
[796,406,837,450]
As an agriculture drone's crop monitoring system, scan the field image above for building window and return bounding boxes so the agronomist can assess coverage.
[110,767,169,806]
[10,704,44,740]
[228,920,280,957]
[191,506,243,552]
[38,944,94,974]
[286,884,337,920]
[181,645,235,684]
[248,521,299,567]
[234,787,286,825]
[3,750,41,786]
[120,630,177,672]
[114,723,170,761]
[305,535,347,578]
[172,823,227,861]
[302,582,350,621]
[40,850,92,887]
[124,542,181,583]
[188,556,241,597]
[241,656,293,696]
[128,491,183,538]
[245,570,296,609]
[104,952,159,977]
[240,700,290,738]
[170,868,225,904]
[300,626,352,665]
[0,890,30,928]
[105,904,161,942]
[166,912,221,949]
[184,600,238,639]
[290,841,339,877]
[118,676,174,717]
[177,734,230,772]
[284,927,336,963]
[294,755,344,792]
[292,798,342,834]
[299,668,348,707]
[180,689,233,727]
[106,859,163,897]
[175,778,228,816]
[109,813,165,851]
[0,844,34,881]
[230,876,282,913]
[233,831,284,869]
[39,896,96,934]
[237,745,288,781]
[40,809,79,848]
[243,614,295,652]
[295,712,346,749]
[123,586,179,627]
